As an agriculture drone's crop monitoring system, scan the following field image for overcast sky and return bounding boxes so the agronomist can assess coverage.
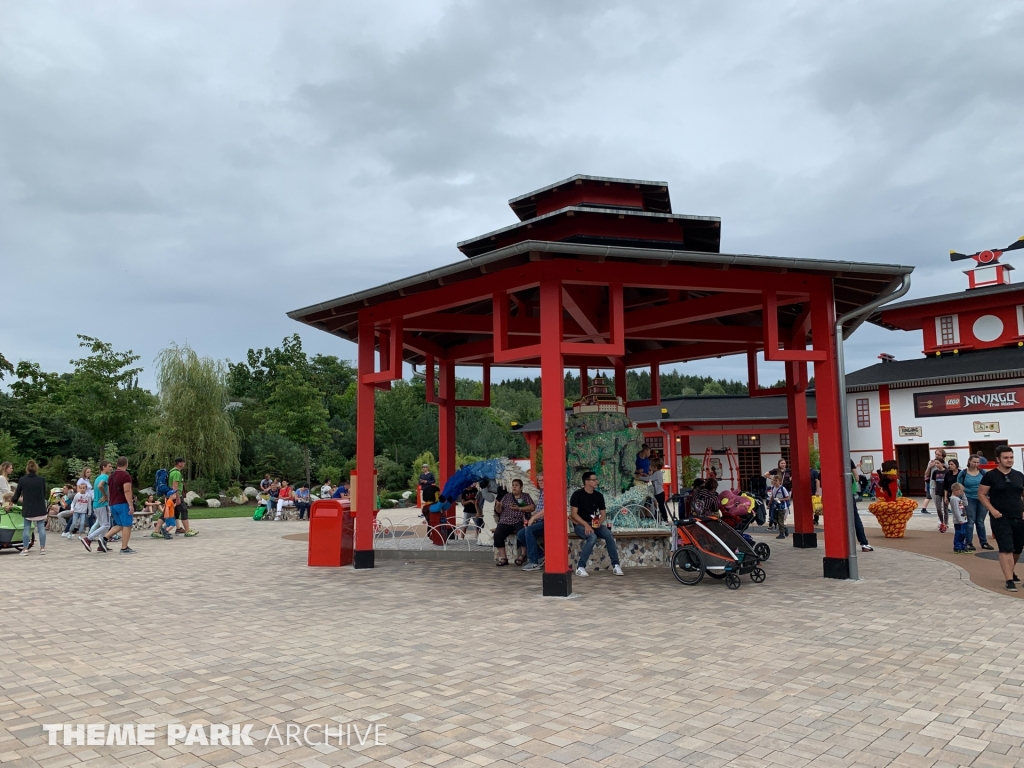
[2,1,1022,389]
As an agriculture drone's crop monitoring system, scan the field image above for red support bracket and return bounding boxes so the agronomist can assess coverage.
[762,292,826,362]
[559,283,625,357]
[424,354,443,406]
[625,362,660,408]
[360,316,405,384]
[747,348,786,398]
[493,290,543,363]
[454,364,491,407]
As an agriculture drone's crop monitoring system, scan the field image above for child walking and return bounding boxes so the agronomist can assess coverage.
[768,473,792,539]
[68,482,91,537]
[950,482,969,553]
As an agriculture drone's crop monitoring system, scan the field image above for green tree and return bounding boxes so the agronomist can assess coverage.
[0,351,12,380]
[265,369,331,487]
[60,336,154,459]
[143,343,239,481]
[700,380,726,395]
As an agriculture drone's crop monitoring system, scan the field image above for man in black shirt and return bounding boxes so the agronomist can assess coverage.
[978,445,1024,591]
[569,471,623,577]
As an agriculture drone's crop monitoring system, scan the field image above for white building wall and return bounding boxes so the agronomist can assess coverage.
[847,389,883,475]
[846,376,1024,469]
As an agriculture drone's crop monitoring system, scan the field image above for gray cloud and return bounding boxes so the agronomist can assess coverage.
[1,0,1021,386]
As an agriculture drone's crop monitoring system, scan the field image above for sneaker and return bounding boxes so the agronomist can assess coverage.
[981,543,995,550]
[119,547,136,554]
[522,562,542,571]
[938,524,947,533]
[861,545,873,552]
[1007,580,1018,592]
[612,564,624,576]
[921,509,931,514]
[80,536,92,552]
[964,546,976,553]
[575,567,588,577]
[183,530,198,537]
[1015,574,1021,583]
[150,532,163,538]
[20,549,30,556]
[109,534,121,542]
[39,548,45,555]
[97,538,108,553]
[954,549,965,554]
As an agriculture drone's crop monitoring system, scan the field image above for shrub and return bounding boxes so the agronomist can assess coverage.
[226,484,242,498]
[190,497,208,507]
[374,455,408,492]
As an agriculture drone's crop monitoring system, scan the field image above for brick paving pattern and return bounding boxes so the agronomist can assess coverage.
[3,517,1024,768]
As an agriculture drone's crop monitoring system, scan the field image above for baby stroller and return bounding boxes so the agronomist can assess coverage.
[671,516,768,589]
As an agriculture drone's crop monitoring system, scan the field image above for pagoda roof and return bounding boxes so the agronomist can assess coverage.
[456,205,721,258]
[289,239,913,367]
[870,282,1024,331]
[508,174,672,220]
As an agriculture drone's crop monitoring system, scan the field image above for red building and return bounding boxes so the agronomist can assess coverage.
[290,175,912,594]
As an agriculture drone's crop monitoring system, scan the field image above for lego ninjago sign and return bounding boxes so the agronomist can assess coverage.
[914,384,1024,418]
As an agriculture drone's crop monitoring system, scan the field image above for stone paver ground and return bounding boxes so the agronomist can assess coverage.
[3,517,1024,768]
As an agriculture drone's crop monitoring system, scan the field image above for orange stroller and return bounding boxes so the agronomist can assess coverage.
[671,516,768,589]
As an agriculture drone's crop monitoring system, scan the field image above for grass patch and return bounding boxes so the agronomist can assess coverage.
[186,506,256,520]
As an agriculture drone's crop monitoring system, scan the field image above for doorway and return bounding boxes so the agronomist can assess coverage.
[969,441,1003,463]
[896,444,930,496]
[737,447,761,492]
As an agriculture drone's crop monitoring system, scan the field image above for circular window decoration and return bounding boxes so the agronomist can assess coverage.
[972,314,1004,342]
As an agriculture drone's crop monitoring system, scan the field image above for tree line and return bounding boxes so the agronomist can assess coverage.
[0,335,751,494]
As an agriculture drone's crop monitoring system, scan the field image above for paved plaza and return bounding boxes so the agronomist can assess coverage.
[4,516,1024,768]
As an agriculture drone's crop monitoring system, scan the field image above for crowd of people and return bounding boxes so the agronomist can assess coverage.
[2,456,150,554]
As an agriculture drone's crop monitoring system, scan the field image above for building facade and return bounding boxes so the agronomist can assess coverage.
[846,241,1024,494]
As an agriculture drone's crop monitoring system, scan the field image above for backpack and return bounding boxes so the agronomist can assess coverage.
[155,468,170,495]
[253,505,266,521]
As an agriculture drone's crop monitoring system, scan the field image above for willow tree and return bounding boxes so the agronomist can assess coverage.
[144,344,239,481]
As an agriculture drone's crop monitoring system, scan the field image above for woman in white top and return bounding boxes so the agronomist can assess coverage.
[0,462,12,497]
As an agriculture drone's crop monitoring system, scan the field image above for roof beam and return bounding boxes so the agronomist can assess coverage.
[624,293,804,332]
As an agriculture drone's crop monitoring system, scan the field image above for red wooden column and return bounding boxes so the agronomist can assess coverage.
[579,367,589,397]
[354,317,377,569]
[539,279,571,597]
[786,360,814,548]
[810,288,852,578]
[879,384,895,462]
[438,358,457,490]
[666,427,678,496]
[614,359,627,401]
[676,431,690,496]
[526,433,539,485]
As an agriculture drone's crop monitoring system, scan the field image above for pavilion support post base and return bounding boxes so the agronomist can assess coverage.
[354,550,375,569]
[542,572,573,597]
[792,532,818,549]
[822,557,850,579]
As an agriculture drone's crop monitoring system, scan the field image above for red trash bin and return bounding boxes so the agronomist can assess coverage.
[308,499,353,567]
[428,509,444,545]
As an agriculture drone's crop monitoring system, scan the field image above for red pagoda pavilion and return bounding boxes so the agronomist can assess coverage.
[290,174,913,595]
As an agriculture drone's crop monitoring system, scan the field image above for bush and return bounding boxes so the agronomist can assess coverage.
[226,484,242,498]
[190,497,208,507]
[374,455,409,492]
